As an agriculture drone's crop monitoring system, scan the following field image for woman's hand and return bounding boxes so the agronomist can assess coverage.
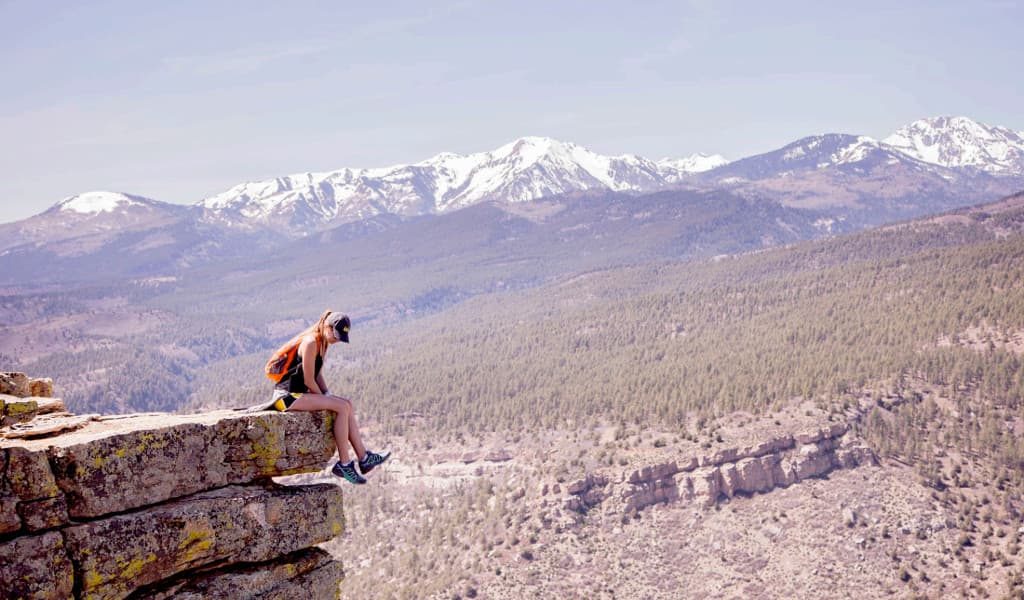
[316,372,329,396]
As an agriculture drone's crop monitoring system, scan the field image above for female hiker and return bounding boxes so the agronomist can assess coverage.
[265,310,390,484]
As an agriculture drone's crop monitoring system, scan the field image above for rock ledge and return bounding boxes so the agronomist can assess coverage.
[0,372,344,600]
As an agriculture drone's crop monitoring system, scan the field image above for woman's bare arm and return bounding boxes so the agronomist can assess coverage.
[315,371,329,395]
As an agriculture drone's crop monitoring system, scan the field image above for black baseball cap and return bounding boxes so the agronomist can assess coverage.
[327,313,350,343]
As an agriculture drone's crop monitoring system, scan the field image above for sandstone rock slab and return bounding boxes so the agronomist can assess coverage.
[628,461,679,485]
[734,456,774,494]
[1,396,39,426]
[0,530,74,600]
[5,445,61,502]
[0,496,18,534]
[17,495,68,531]
[701,447,738,467]
[138,547,343,600]
[0,409,336,519]
[1,412,93,440]
[0,373,53,399]
[28,378,53,398]
[790,442,836,480]
[737,435,794,460]
[0,372,30,397]
[794,422,848,445]
[689,467,723,507]
[63,482,345,600]
[0,442,81,532]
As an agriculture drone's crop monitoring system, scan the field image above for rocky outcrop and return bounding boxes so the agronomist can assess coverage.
[0,373,345,600]
[1,372,62,430]
[563,473,609,513]
[563,422,877,516]
[1,372,54,399]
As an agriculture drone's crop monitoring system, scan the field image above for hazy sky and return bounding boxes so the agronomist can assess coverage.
[2,0,1022,223]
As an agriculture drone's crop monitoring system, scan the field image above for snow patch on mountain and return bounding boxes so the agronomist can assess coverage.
[829,136,880,166]
[57,191,147,215]
[656,153,729,175]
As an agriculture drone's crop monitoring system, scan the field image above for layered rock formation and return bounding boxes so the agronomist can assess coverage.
[563,422,877,516]
[0,372,344,600]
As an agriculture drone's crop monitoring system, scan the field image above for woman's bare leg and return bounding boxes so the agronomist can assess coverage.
[288,393,353,463]
[340,397,367,461]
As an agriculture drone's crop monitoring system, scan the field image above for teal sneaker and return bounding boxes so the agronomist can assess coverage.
[358,450,391,475]
[332,461,367,484]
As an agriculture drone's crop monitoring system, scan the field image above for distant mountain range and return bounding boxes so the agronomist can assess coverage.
[198,137,728,230]
[1,115,1022,285]
[192,115,1024,230]
[11,115,1024,230]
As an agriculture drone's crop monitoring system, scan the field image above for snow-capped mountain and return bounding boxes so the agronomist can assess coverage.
[0,190,284,283]
[198,137,726,230]
[693,132,1021,224]
[883,116,1024,175]
[5,116,1024,285]
[9,115,1024,240]
[0,191,192,253]
[701,134,941,181]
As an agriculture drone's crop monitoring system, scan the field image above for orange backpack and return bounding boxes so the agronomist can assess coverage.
[265,339,301,383]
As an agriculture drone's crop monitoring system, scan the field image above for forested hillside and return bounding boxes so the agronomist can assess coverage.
[7,193,1024,464]
[172,195,1024,492]
[247,194,1024,431]
[2,188,831,413]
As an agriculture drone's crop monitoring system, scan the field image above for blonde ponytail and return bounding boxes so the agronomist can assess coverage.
[282,309,335,359]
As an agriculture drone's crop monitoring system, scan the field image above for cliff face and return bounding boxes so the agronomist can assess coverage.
[561,422,878,517]
[0,372,345,600]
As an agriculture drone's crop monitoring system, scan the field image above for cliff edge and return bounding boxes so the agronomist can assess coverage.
[0,372,345,600]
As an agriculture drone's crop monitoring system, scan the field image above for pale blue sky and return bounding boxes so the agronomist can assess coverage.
[2,0,1022,223]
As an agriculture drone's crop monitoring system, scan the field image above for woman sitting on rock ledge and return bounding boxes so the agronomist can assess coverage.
[264,310,390,484]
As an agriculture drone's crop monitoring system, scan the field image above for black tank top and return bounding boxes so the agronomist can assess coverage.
[276,349,324,393]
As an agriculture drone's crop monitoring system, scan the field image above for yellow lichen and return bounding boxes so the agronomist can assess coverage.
[118,552,157,581]
[84,569,105,590]
[247,418,283,472]
[88,432,176,470]
[177,526,215,563]
[127,431,171,456]
[6,399,37,415]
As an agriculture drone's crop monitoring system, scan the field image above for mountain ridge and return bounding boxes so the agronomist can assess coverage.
[196,136,723,230]
[9,115,1023,233]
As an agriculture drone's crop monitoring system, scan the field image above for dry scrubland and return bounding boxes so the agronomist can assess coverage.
[313,198,1024,598]
[309,387,1024,599]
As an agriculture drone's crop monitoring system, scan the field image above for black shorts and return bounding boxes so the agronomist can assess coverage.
[270,389,303,412]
